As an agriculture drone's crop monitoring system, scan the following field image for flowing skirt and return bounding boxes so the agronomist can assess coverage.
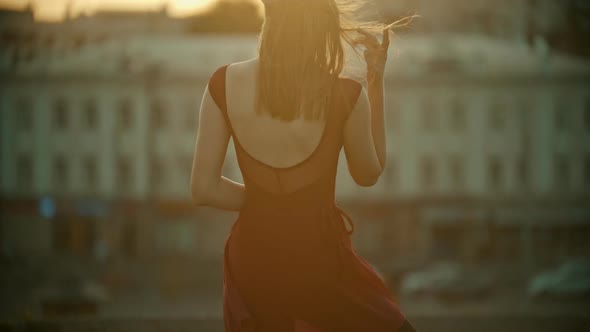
[222,205,411,332]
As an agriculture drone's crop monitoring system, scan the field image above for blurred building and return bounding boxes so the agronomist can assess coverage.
[342,35,590,269]
[378,0,590,57]
[378,0,530,42]
[1,35,255,267]
[1,9,590,278]
[65,5,189,37]
[0,5,193,74]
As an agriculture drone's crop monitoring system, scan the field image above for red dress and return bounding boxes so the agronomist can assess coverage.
[208,66,412,332]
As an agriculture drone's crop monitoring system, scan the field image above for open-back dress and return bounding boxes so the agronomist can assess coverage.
[208,65,413,332]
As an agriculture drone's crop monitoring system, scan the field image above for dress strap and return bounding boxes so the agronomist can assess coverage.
[208,65,234,134]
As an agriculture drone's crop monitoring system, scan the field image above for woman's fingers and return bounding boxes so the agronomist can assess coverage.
[356,28,390,75]
[357,28,390,53]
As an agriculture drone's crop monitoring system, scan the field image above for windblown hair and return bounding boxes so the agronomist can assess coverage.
[257,0,411,121]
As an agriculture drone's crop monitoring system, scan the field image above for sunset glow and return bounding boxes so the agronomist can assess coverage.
[0,0,258,21]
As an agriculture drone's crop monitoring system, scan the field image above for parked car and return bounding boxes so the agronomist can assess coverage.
[528,259,590,300]
[400,262,493,301]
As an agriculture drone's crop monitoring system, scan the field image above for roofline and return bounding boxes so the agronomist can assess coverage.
[2,72,589,87]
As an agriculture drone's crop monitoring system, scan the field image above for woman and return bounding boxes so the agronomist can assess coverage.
[190,0,415,331]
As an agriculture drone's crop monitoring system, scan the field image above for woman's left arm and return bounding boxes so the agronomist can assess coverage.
[190,85,245,211]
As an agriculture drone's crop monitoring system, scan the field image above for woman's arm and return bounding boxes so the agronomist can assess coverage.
[343,87,383,187]
[190,85,245,211]
[343,29,391,186]
[366,73,386,169]
[363,29,390,169]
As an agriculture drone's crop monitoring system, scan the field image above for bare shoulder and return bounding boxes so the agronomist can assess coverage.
[225,58,258,117]
[227,57,258,77]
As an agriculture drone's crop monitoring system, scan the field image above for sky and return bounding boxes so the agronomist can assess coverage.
[0,0,252,21]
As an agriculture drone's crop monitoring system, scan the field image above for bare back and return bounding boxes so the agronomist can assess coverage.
[207,61,363,197]
[225,59,328,169]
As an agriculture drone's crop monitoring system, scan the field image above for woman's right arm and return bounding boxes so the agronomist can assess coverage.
[343,29,391,187]
[343,86,384,187]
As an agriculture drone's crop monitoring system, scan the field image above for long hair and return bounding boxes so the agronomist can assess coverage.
[257,0,411,121]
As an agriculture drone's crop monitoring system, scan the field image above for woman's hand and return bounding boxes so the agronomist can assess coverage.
[357,28,391,84]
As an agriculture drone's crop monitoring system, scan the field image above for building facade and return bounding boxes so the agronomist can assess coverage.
[1,32,590,273]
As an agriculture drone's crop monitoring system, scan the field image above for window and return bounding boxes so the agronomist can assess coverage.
[53,98,68,130]
[518,103,532,139]
[150,157,164,189]
[119,99,133,130]
[151,99,166,130]
[553,97,569,132]
[16,155,33,191]
[121,220,138,258]
[488,156,503,191]
[84,99,98,130]
[554,111,567,133]
[450,99,466,132]
[449,155,465,191]
[53,155,68,189]
[116,157,132,193]
[15,98,33,131]
[516,156,529,190]
[420,156,436,190]
[421,99,438,131]
[554,109,567,131]
[83,156,98,191]
[553,154,571,190]
[489,101,506,131]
